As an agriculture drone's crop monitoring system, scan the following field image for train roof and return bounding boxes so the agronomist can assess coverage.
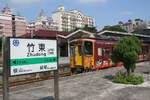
[62,30,150,43]
[97,30,150,43]
[97,30,150,38]
[21,30,70,38]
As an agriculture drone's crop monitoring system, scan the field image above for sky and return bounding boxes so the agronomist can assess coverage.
[0,0,150,30]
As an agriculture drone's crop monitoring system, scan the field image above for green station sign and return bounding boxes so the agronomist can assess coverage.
[9,38,57,76]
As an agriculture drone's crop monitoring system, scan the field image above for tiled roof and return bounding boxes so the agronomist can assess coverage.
[21,33,32,37]
[21,30,70,38]
[34,30,57,38]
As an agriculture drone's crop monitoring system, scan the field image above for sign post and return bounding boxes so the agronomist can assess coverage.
[3,36,9,100]
[54,69,59,100]
[54,35,59,100]
[8,38,59,100]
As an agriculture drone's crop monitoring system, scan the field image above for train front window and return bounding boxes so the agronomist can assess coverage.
[84,41,93,55]
[78,45,82,56]
[70,47,75,56]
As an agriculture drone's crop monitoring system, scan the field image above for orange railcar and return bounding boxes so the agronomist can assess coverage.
[70,38,149,72]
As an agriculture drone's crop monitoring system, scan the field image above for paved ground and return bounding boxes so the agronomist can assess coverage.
[0,62,150,100]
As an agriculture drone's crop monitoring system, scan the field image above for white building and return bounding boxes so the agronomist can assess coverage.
[146,21,150,29]
[0,5,27,37]
[118,19,149,32]
[52,5,95,32]
[27,10,59,34]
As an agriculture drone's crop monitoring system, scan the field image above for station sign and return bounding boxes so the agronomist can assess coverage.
[9,38,57,76]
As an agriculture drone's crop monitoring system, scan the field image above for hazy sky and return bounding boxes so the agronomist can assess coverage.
[1,0,150,29]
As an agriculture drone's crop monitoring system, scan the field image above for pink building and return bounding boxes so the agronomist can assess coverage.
[0,5,27,37]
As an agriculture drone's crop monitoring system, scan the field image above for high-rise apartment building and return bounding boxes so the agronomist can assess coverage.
[0,5,27,37]
[52,5,95,32]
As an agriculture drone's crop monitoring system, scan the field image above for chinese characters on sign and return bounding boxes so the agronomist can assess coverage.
[10,38,57,76]
[27,43,35,52]
[38,43,45,52]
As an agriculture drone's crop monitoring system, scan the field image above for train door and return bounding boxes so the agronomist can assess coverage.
[75,45,82,66]
[83,41,94,70]
[70,46,75,67]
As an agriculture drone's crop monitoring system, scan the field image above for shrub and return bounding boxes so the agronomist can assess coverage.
[112,71,144,85]
[111,36,142,75]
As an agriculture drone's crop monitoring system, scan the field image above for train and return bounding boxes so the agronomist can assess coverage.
[69,38,150,73]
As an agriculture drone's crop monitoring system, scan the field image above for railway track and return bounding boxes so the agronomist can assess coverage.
[0,66,118,92]
[0,60,147,91]
[0,72,71,92]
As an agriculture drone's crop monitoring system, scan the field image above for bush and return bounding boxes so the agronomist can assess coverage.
[112,71,144,85]
[111,36,142,75]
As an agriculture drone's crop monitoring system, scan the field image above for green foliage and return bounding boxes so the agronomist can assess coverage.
[82,25,97,32]
[102,25,127,32]
[113,71,144,85]
[111,36,142,75]
[69,25,97,33]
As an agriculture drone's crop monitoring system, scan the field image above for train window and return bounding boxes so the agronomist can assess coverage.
[78,45,82,56]
[102,48,111,57]
[70,47,75,56]
[98,48,102,56]
[84,41,93,55]
[143,46,149,54]
[60,45,68,57]
[102,49,105,56]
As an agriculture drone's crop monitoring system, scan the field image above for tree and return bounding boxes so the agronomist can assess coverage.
[69,25,97,33]
[102,25,126,32]
[111,36,142,75]
[82,25,97,32]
